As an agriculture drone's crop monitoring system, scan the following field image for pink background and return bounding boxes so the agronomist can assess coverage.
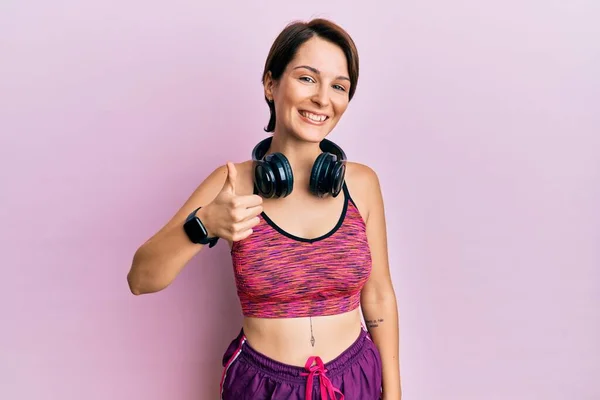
[1,1,599,399]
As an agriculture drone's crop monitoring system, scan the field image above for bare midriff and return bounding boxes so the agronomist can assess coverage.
[242,308,363,367]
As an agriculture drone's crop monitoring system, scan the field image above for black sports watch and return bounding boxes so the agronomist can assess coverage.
[183,206,219,248]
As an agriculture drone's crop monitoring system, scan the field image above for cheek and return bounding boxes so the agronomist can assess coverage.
[275,86,301,113]
[333,100,349,118]
[285,82,312,104]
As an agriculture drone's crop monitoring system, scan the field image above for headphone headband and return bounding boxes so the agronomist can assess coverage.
[252,137,347,162]
[252,136,347,198]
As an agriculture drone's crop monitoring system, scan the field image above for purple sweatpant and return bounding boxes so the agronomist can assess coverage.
[220,327,382,400]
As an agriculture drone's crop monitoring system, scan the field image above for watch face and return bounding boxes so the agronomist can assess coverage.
[184,217,208,243]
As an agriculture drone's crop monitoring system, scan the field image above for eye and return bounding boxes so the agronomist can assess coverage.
[333,84,347,92]
[299,76,316,83]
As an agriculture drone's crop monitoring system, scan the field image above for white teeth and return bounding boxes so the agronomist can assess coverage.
[300,111,327,122]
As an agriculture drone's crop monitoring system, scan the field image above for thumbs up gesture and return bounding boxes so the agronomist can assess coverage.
[203,162,263,242]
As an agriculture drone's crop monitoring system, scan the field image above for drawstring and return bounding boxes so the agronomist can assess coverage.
[301,356,344,400]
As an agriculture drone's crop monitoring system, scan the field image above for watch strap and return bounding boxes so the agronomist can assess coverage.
[185,206,219,248]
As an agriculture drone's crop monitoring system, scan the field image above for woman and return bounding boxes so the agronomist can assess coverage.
[127,18,401,400]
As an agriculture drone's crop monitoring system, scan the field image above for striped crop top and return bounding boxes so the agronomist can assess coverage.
[230,183,372,318]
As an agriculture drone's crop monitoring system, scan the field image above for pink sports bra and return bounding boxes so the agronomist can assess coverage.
[230,183,372,318]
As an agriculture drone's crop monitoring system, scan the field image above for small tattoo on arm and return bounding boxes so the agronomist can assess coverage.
[366,318,384,328]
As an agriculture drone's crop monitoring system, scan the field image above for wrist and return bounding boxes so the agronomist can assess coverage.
[195,206,216,238]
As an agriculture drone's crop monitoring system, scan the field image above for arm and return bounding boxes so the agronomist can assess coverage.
[127,164,228,295]
[360,166,402,400]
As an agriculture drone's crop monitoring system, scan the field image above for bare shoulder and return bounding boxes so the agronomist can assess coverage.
[345,161,380,186]
[344,161,383,223]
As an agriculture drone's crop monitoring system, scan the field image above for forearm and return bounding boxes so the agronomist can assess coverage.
[128,213,207,294]
[362,294,402,399]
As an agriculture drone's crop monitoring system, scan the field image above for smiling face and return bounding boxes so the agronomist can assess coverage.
[264,36,351,143]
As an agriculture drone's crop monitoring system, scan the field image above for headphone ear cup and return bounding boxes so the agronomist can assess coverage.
[254,160,277,198]
[310,153,336,198]
[309,153,327,197]
[329,162,346,197]
[266,152,294,197]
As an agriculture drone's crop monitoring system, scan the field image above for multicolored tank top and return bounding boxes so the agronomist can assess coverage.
[230,183,372,318]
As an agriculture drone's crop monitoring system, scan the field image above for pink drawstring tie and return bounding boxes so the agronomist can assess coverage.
[301,356,344,400]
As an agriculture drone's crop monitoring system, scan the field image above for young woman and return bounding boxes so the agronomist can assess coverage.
[128,18,402,400]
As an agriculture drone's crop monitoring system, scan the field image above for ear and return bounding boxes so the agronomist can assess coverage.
[263,71,274,101]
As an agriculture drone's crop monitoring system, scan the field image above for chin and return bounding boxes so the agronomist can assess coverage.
[290,118,334,143]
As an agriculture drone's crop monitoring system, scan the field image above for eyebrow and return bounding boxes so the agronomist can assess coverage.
[293,65,351,82]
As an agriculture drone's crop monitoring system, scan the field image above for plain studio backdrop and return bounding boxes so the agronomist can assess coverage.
[1,1,598,399]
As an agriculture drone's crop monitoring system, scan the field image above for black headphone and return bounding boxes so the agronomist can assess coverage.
[252,137,347,199]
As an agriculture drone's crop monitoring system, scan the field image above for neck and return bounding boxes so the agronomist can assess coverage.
[266,131,323,186]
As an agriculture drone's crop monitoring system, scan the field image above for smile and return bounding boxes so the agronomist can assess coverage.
[299,110,329,124]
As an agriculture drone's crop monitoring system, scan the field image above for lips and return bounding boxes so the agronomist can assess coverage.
[299,110,329,124]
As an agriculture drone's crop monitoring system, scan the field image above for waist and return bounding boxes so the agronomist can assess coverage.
[241,308,363,367]
[235,326,372,383]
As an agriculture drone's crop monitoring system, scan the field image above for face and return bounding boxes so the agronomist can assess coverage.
[265,36,351,143]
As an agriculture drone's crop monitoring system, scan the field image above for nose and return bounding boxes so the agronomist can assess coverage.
[311,84,330,108]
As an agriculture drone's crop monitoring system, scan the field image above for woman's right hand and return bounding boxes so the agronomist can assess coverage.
[201,162,263,242]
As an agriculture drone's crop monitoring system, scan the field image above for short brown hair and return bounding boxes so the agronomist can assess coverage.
[261,18,360,132]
